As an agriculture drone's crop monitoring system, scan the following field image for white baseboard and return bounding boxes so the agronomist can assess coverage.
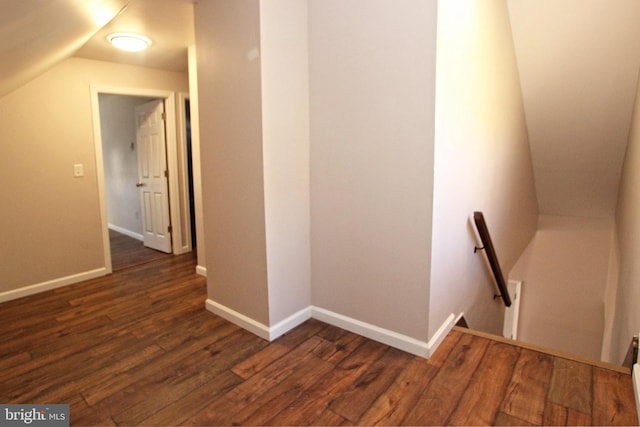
[108,224,143,241]
[0,268,108,303]
[204,300,457,359]
[206,299,271,340]
[195,265,207,277]
[633,364,640,423]
[205,299,312,341]
[426,313,457,358]
[270,307,312,340]
[311,306,454,358]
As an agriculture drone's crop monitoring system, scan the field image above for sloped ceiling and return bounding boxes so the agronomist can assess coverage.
[3,0,638,220]
[0,0,194,98]
[0,0,128,98]
[74,0,194,72]
[508,0,640,218]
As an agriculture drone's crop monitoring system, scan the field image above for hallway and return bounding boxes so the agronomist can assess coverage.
[0,253,636,425]
[109,229,172,271]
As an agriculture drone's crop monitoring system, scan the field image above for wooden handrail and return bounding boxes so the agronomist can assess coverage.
[473,211,512,307]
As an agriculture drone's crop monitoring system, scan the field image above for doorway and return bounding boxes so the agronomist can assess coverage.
[97,94,172,270]
[184,98,197,249]
[91,85,191,274]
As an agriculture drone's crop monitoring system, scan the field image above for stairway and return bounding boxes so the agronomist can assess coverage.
[442,326,638,425]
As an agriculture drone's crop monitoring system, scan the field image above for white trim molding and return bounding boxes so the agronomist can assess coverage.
[206,299,271,340]
[90,84,185,274]
[195,265,207,277]
[503,280,522,340]
[312,307,457,359]
[108,224,143,241]
[634,336,640,423]
[176,91,193,254]
[270,307,312,341]
[204,300,458,359]
[205,299,312,342]
[0,268,107,303]
[311,306,428,357]
[633,364,640,423]
[426,313,457,358]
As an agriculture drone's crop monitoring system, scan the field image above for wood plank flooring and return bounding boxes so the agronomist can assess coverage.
[109,229,171,271]
[0,253,637,426]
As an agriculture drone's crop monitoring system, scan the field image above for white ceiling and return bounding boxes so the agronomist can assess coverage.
[74,0,194,72]
[2,0,639,219]
[0,0,128,97]
[508,0,640,218]
[0,0,194,98]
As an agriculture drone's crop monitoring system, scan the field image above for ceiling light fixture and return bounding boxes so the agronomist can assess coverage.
[107,33,151,52]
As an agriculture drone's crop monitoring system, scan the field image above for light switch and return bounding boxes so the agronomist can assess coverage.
[74,163,84,177]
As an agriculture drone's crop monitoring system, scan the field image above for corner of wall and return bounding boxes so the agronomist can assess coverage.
[426,313,457,358]
[205,299,311,342]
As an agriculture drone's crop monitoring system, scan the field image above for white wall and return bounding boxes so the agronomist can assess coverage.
[0,57,187,294]
[99,94,154,237]
[510,215,613,360]
[430,0,539,337]
[611,74,640,363]
[194,0,439,348]
[192,0,540,353]
[309,0,437,342]
[195,0,312,332]
[260,0,311,325]
[194,0,270,326]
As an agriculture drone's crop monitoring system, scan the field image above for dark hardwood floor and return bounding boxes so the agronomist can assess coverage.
[0,253,637,426]
[109,229,171,271]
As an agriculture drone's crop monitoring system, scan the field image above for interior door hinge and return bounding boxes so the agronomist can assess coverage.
[164,170,168,178]
[168,225,172,234]
[161,111,166,120]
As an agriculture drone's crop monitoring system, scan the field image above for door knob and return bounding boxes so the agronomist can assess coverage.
[136,182,145,187]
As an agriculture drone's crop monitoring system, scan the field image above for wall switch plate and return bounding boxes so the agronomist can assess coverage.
[74,163,84,177]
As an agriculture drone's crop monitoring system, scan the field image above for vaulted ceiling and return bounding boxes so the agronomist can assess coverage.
[73,0,194,72]
[1,0,639,219]
[0,0,194,98]
[0,0,128,97]
[508,0,640,218]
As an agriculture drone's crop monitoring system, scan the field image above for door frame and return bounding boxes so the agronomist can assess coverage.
[91,84,185,273]
[177,91,194,253]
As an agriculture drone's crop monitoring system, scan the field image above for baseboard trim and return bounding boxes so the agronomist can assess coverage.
[205,299,313,342]
[0,268,108,303]
[270,307,313,341]
[426,313,457,358]
[205,299,270,340]
[204,300,457,359]
[108,224,143,241]
[311,306,434,358]
[634,364,640,423]
[195,265,207,277]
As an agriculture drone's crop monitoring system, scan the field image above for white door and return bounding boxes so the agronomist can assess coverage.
[135,99,172,253]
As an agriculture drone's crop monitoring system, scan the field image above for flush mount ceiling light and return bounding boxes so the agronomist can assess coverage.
[107,33,151,52]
